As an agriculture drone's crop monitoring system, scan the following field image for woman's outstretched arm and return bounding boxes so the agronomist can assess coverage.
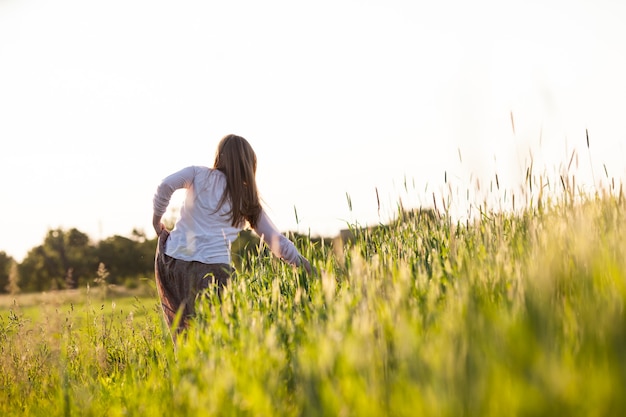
[253,209,312,274]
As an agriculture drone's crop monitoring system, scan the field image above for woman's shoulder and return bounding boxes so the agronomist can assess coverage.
[190,165,221,173]
[172,165,212,178]
[188,165,222,177]
[189,165,211,172]
[193,167,229,208]
[193,166,226,186]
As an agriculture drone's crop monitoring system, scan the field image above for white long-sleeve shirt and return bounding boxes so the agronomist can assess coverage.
[153,165,302,266]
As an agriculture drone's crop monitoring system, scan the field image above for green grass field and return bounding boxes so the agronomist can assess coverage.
[2,183,625,416]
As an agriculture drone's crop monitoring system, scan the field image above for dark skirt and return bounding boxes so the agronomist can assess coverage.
[154,231,234,335]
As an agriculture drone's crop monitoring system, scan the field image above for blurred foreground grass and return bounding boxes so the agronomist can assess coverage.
[1,188,625,416]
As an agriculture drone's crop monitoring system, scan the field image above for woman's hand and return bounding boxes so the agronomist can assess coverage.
[298,255,313,275]
[153,214,166,236]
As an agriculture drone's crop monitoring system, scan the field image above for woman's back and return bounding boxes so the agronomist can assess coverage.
[157,166,240,264]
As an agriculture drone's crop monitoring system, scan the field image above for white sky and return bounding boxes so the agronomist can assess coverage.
[1,0,625,261]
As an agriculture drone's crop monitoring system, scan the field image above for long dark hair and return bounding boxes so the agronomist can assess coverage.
[213,134,261,227]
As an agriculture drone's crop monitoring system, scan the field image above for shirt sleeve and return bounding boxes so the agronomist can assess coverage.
[153,166,196,217]
[253,209,303,266]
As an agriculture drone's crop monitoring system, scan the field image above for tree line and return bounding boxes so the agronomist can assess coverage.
[0,228,156,294]
[0,205,432,295]
[0,226,281,294]
[0,208,435,295]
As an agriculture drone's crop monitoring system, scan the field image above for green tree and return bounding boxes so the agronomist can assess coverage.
[18,228,96,292]
[95,229,156,286]
[0,251,14,294]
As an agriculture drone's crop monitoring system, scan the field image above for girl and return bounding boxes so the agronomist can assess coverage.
[153,134,311,336]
